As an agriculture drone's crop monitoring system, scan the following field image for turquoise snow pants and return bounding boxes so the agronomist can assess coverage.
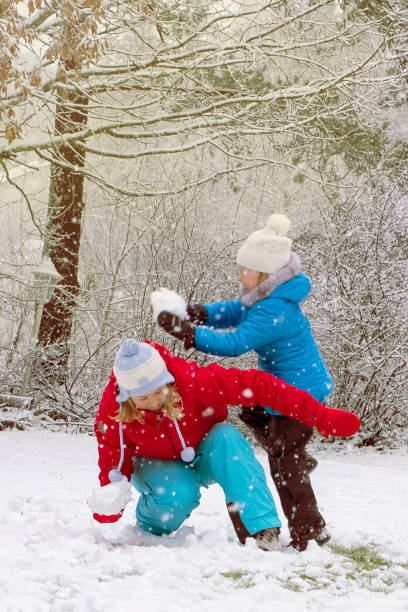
[130,423,281,536]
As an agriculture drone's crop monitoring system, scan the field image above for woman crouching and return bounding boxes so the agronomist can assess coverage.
[90,339,360,552]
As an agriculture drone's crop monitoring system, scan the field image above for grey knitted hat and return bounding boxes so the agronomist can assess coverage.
[113,339,175,402]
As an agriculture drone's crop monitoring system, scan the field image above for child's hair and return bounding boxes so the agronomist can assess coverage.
[114,385,183,423]
[257,272,270,285]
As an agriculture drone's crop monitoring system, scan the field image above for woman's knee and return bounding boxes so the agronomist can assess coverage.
[198,423,254,484]
[150,476,201,509]
[136,479,201,535]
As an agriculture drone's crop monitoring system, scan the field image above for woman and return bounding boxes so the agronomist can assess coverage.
[91,338,359,551]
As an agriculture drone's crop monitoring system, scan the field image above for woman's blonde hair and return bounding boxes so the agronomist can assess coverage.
[114,385,183,423]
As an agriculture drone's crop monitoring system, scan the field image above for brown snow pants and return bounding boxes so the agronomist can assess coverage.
[238,410,326,543]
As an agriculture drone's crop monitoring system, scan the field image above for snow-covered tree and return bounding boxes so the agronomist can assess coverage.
[0,0,406,403]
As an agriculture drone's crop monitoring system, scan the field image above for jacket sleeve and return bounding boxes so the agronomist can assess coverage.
[195,302,286,357]
[94,378,135,486]
[192,362,360,439]
[147,342,360,439]
[203,300,244,329]
[192,361,309,414]
[148,340,299,417]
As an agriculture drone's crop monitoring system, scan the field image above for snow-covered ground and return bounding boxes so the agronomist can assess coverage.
[1,431,407,612]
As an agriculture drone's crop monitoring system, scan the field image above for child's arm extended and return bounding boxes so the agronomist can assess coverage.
[203,299,243,329]
[194,303,283,357]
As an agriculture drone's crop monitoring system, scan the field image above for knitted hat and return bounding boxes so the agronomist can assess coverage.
[113,339,175,402]
[236,213,292,274]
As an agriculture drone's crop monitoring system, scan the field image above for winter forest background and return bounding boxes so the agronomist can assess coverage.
[1,0,407,446]
[1,2,408,610]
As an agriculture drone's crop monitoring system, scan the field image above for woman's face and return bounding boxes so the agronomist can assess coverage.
[131,385,169,412]
[237,266,260,291]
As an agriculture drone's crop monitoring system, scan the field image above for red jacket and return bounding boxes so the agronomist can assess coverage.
[95,342,359,485]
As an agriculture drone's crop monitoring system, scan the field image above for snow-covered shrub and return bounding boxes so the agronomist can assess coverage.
[298,150,408,447]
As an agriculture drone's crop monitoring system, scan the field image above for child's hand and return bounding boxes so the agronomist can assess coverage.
[157,311,196,350]
[187,304,208,325]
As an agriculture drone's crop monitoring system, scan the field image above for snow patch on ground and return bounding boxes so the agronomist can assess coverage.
[0,431,407,611]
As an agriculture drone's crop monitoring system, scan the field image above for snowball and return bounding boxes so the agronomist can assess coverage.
[151,287,188,322]
[87,479,132,516]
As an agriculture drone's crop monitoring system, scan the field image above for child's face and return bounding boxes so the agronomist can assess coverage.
[238,266,260,291]
[131,385,169,412]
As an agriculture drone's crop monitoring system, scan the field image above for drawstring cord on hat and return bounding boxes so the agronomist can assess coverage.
[109,412,195,482]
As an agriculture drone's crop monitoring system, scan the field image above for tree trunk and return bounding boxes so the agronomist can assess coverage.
[37,89,88,385]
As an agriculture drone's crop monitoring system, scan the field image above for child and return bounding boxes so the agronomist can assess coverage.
[158,213,336,551]
[91,338,359,551]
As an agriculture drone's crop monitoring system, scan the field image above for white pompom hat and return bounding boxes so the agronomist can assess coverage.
[236,213,292,274]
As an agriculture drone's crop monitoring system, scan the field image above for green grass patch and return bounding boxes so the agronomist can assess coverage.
[221,570,255,589]
[328,543,392,571]
[221,570,248,580]
[279,543,408,594]
[283,578,302,592]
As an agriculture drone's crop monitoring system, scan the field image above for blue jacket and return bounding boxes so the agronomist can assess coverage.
[195,273,333,403]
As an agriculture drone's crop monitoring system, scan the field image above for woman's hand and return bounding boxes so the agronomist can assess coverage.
[88,479,131,522]
[309,405,361,439]
[93,510,124,524]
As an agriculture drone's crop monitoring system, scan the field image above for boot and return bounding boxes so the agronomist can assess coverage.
[288,534,309,552]
[226,503,280,551]
[314,526,331,546]
[253,527,280,552]
[289,523,330,552]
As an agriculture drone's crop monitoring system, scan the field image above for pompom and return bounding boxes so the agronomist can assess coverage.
[265,213,290,236]
[120,339,139,357]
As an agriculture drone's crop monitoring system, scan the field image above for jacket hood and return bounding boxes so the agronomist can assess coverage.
[271,273,311,304]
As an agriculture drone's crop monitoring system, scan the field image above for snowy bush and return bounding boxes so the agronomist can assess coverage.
[298,146,408,447]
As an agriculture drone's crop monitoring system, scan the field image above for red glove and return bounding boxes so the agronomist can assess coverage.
[93,510,124,523]
[311,406,361,438]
